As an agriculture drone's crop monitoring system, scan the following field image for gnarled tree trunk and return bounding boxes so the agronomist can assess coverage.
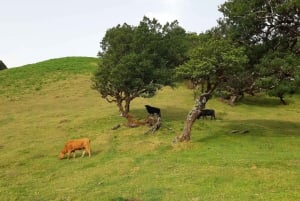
[116,96,132,116]
[177,92,212,142]
[116,99,126,116]
[279,96,287,105]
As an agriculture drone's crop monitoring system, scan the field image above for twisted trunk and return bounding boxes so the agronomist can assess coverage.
[177,93,209,141]
[116,94,132,116]
[177,85,216,142]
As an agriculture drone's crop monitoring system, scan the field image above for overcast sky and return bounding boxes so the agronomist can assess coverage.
[1,0,225,68]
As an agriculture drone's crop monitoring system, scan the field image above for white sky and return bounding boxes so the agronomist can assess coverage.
[1,0,225,68]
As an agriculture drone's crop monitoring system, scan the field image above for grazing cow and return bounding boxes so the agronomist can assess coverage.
[59,138,91,159]
[197,109,216,120]
[145,105,161,117]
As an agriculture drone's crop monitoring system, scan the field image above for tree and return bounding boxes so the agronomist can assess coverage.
[0,60,7,70]
[175,33,248,141]
[219,0,300,52]
[218,0,300,102]
[256,50,300,104]
[92,17,188,116]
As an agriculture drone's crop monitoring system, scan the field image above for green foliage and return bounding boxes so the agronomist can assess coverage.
[92,16,188,115]
[212,0,300,103]
[219,0,300,51]
[256,51,300,103]
[176,33,248,97]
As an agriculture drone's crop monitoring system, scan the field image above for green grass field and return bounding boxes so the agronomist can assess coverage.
[0,57,299,201]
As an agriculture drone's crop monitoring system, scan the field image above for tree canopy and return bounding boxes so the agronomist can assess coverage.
[218,0,300,103]
[92,17,188,116]
[176,32,248,104]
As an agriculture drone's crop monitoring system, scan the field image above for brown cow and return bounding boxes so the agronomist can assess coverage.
[59,138,91,159]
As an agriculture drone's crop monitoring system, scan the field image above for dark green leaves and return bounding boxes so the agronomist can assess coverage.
[92,16,188,114]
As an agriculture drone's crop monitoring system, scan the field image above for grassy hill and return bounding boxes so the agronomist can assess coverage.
[0,57,299,201]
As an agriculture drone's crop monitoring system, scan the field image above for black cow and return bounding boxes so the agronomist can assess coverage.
[145,105,161,117]
[197,109,216,120]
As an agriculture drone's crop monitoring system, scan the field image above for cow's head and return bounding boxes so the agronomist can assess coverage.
[58,152,65,160]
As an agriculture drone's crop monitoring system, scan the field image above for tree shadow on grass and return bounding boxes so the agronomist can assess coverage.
[130,106,188,122]
[239,95,296,107]
[221,119,300,137]
[194,119,300,143]
[196,133,221,143]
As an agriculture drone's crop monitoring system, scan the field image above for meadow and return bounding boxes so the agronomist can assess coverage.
[0,57,299,201]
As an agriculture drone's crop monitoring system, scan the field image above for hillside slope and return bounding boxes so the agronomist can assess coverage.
[0,57,98,97]
[0,57,299,201]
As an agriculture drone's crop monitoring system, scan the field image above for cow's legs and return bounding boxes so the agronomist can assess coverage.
[81,150,86,158]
